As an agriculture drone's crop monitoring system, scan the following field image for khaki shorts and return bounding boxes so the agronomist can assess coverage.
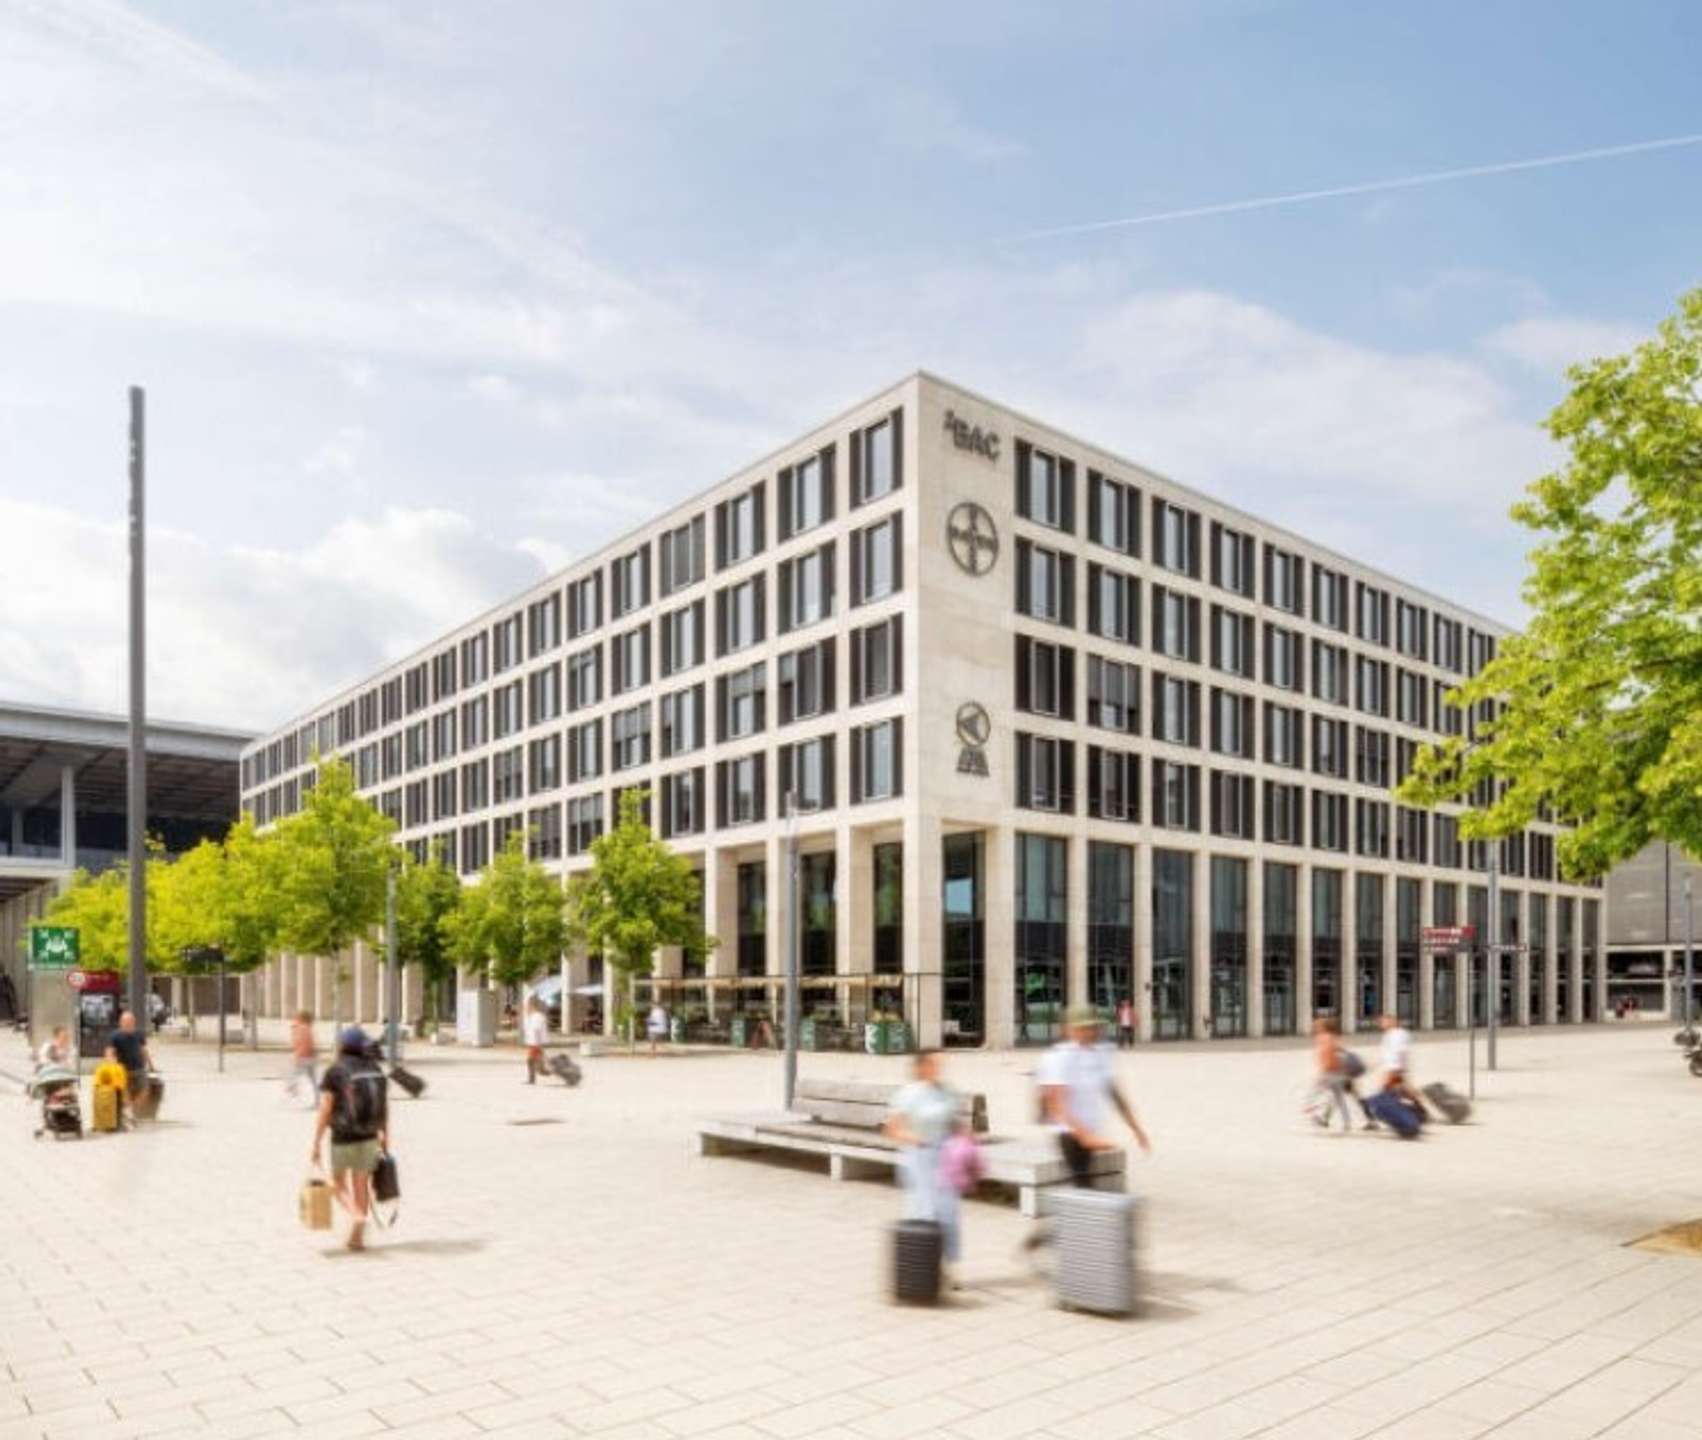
[330,1138,381,1175]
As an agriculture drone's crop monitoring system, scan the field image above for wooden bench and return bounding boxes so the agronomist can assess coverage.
[694,1078,1124,1216]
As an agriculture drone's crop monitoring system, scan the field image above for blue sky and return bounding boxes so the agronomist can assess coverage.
[1,0,1697,729]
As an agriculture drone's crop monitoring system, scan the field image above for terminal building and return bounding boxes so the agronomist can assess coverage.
[0,701,248,1007]
[1605,841,1701,1018]
[240,372,1604,1047]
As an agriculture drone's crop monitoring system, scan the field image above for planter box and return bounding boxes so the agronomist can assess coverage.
[730,1016,750,1049]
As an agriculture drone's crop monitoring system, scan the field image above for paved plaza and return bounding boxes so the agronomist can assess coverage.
[6,1023,1702,1440]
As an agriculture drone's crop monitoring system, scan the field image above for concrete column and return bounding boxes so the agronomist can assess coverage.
[1513,892,1531,1027]
[1067,832,1089,1015]
[985,823,1015,1049]
[352,941,368,1023]
[1247,856,1265,1038]
[840,824,872,978]
[1455,947,1471,1030]
[1381,871,1397,1026]
[1417,877,1434,1030]
[901,812,944,1048]
[1340,869,1358,1030]
[764,831,786,985]
[60,765,76,867]
[1296,860,1314,1032]
[1191,849,1211,1039]
[1539,893,1557,1025]
[1133,843,1154,1042]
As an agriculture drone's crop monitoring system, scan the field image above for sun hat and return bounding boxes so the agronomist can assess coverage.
[1064,1004,1103,1028]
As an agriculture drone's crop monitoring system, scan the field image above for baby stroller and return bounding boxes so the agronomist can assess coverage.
[29,1066,83,1140]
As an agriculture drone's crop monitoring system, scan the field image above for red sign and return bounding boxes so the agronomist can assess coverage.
[66,969,88,991]
[1421,925,1477,948]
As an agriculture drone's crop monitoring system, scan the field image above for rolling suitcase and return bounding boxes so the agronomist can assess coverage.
[92,1085,120,1133]
[890,1219,943,1305]
[1421,1082,1470,1125]
[389,1065,426,1099]
[1050,1188,1138,1316]
[1366,1089,1423,1138]
[548,1053,582,1087]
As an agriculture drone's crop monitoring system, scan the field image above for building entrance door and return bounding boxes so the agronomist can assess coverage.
[1151,958,1190,1040]
[941,834,984,1047]
[1433,959,1457,1030]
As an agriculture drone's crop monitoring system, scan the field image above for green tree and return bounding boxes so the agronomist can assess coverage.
[270,756,395,1019]
[396,840,463,1032]
[445,831,567,990]
[1399,288,1702,877]
[565,790,716,1043]
[41,866,131,972]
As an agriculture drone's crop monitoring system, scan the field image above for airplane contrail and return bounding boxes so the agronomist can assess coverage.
[1004,132,1702,242]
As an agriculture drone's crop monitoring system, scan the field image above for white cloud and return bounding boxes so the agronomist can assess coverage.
[1482,316,1647,374]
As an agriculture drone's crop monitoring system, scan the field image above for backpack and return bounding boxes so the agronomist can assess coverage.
[939,1132,986,1195]
[336,1062,387,1139]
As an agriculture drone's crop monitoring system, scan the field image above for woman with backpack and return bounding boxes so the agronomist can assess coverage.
[309,1027,389,1251]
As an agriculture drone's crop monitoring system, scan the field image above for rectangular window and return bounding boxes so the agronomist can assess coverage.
[779,542,835,632]
[432,769,457,821]
[567,795,603,855]
[527,664,562,725]
[1151,672,1201,747]
[659,684,704,758]
[1152,499,1200,577]
[1152,586,1200,662]
[1015,539,1076,626]
[612,625,650,695]
[527,592,563,658]
[1355,727,1390,787]
[1355,656,1389,717]
[461,758,489,812]
[660,600,704,678]
[1434,616,1464,673]
[1015,440,1074,531]
[851,719,903,803]
[714,482,766,569]
[1265,546,1305,615]
[658,515,706,597]
[851,409,902,506]
[405,720,428,772]
[404,779,427,829]
[610,546,650,619]
[850,616,902,704]
[1087,655,1140,734]
[1264,702,1305,769]
[1210,770,1256,839]
[567,573,602,639]
[432,648,458,702]
[1087,563,1141,646]
[1355,798,1390,858]
[567,719,602,783]
[1467,628,1497,676]
[778,638,835,725]
[1435,681,1465,737]
[1396,806,1429,863]
[778,447,834,540]
[1395,668,1428,728]
[778,735,836,812]
[715,574,766,655]
[660,767,706,839]
[1312,715,1349,778]
[1264,781,1305,846]
[1087,745,1140,822]
[566,645,602,710]
[1014,634,1075,720]
[850,515,901,606]
[1355,582,1390,646]
[1312,791,1349,852]
[1209,688,1255,759]
[1264,624,1304,692]
[404,663,429,715]
[460,822,490,875]
[492,680,523,740]
[493,746,524,804]
[1210,605,1254,677]
[1015,732,1073,813]
[460,694,488,750]
[431,710,458,763]
[1087,470,1140,557]
[610,703,652,771]
[1151,760,1201,831]
[528,734,561,793]
[716,662,765,743]
[491,614,522,675]
[1311,640,1348,706]
[1395,599,1428,660]
[528,804,562,861]
[1209,523,1255,598]
[1313,566,1348,632]
[716,752,767,826]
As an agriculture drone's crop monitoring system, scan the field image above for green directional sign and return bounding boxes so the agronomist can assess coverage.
[29,925,80,969]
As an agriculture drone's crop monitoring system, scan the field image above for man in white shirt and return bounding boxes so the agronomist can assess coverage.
[523,997,549,1084]
[1039,1005,1151,1186]
[1377,1012,1426,1116]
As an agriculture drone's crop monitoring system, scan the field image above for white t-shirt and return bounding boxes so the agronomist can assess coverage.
[523,1010,548,1047]
[1038,1040,1116,1136]
[1379,1025,1412,1074]
[646,1006,668,1037]
[890,1081,958,1147]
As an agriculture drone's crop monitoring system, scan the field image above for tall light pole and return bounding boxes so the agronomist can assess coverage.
[1486,843,1499,1072]
[782,789,800,1113]
[126,388,148,1027]
[385,863,400,1063]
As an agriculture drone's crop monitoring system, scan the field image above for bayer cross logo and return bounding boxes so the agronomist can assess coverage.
[955,701,990,777]
[947,501,998,576]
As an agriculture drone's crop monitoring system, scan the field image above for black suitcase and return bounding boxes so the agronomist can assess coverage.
[1422,1082,1470,1124]
[388,1065,426,1099]
[548,1053,582,1087]
[890,1220,943,1305]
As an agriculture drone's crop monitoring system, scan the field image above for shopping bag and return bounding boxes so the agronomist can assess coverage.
[299,1175,333,1230]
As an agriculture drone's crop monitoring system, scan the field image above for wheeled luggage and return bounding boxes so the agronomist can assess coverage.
[548,1053,582,1087]
[1421,1082,1471,1124]
[92,1084,121,1133]
[1050,1188,1138,1316]
[1366,1090,1423,1138]
[134,1073,163,1120]
[891,1219,943,1304]
[389,1065,426,1099]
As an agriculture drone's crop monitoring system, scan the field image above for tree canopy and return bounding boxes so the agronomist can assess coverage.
[396,840,463,1016]
[445,830,566,988]
[1399,287,1702,877]
[270,756,395,957]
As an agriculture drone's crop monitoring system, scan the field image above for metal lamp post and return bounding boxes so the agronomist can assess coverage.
[782,789,800,1113]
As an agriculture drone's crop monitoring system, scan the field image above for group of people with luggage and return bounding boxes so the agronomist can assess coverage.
[34,1010,159,1133]
[1309,1012,1466,1137]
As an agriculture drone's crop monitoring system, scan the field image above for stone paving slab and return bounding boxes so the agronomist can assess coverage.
[5,1024,1702,1439]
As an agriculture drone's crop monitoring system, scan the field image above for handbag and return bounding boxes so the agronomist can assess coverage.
[373,1150,400,1203]
[298,1174,333,1231]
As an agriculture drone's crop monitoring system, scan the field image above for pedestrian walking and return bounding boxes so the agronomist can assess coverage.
[523,996,548,1084]
[1307,1017,1375,1132]
[1376,1012,1424,1110]
[35,1024,71,1071]
[109,1010,151,1122]
[646,1001,669,1056]
[1041,1005,1151,1184]
[310,1027,390,1252]
[286,1010,318,1105]
[1115,997,1136,1050]
[885,1051,966,1278]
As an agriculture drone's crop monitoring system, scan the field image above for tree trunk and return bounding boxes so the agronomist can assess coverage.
[187,978,197,1042]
